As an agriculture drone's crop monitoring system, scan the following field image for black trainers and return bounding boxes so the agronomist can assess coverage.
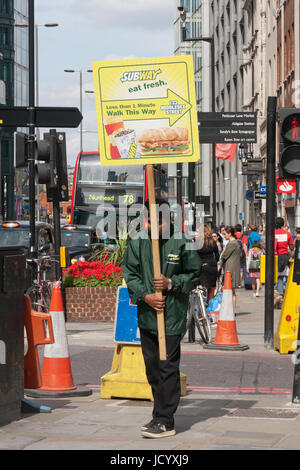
[141,419,157,431]
[141,422,176,439]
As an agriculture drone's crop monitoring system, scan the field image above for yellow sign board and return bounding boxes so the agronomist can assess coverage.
[92,56,200,166]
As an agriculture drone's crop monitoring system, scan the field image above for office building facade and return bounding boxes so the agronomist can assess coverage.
[210,0,249,225]
[0,0,28,220]
[174,0,250,226]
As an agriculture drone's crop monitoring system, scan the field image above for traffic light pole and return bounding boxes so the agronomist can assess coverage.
[28,0,36,263]
[49,129,62,282]
[52,192,62,281]
[264,96,277,348]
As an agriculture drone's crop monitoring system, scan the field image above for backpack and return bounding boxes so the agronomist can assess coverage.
[236,234,246,266]
[249,249,260,271]
[237,235,246,264]
[247,234,253,249]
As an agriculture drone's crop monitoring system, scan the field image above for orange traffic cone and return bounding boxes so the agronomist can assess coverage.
[25,282,92,398]
[204,271,249,351]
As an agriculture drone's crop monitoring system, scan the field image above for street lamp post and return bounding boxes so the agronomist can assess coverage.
[64,69,93,155]
[179,13,216,229]
[35,23,58,221]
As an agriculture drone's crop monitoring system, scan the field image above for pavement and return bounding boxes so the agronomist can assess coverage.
[2,286,300,452]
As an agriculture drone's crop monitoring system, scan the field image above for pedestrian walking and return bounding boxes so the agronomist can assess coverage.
[234,224,248,286]
[295,227,300,241]
[219,224,229,247]
[122,200,202,439]
[274,217,294,298]
[245,225,263,251]
[212,230,223,252]
[217,226,240,313]
[196,224,219,304]
[247,241,263,297]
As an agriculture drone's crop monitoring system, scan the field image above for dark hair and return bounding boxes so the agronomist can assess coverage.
[145,198,171,226]
[252,225,258,232]
[235,224,242,232]
[225,226,236,238]
[275,217,284,229]
[296,227,300,234]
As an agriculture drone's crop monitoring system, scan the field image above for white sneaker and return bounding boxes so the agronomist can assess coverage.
[256,293,259,297]
[253,293,256,298]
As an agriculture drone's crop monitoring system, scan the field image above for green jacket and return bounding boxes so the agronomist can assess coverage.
[122,230,202,336]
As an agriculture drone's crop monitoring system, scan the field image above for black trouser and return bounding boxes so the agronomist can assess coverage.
[140,329,181,428]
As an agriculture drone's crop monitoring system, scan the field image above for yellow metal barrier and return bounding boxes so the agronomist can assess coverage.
[60,246,67,268]
[260,255,278,284]
[100,344,187,400]
[274,260,300,354]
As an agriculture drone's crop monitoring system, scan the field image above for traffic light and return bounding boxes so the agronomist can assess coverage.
[14,132,29,168]
[35,130,56,191]
[56,132,69,202]
[35,129,69,202]
[279,108,300,177]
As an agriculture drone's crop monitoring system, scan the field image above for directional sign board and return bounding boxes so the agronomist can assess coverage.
[114,287,140,344]
[92,56,200,166]
[254,191,267,200]
[0,106,82,128]
[198,112,257,144]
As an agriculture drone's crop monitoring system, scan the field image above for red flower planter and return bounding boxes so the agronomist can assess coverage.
[63,260,122,322]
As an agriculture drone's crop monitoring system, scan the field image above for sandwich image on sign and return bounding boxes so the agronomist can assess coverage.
[138,127,190,155]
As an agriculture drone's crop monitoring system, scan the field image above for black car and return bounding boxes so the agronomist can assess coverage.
[0,221,55,256]
[60,224,102,263]
[0,221,56,288]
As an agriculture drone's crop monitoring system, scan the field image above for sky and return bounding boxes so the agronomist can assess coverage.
[35,0,175,166]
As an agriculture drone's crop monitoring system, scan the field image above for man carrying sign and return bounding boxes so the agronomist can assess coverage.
[122,200,202,438]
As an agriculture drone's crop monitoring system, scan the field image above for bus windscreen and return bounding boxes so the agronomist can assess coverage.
[77,153,144,186]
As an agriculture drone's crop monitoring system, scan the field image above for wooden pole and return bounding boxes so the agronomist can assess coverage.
[146,164,167,360]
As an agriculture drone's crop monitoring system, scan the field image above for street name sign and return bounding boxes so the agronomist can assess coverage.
[254,191,267,200]
[92,56,200,166]
[0,106,82,128]
[198,112,257,144]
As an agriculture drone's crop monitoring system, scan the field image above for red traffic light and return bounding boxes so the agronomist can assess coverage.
[281,112,300,143]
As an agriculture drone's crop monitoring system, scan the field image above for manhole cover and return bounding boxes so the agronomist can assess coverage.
[227,408,298,419]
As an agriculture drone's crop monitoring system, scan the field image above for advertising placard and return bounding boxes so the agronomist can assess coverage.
[92,56,200,166]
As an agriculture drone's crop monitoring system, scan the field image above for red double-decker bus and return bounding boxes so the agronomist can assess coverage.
[70,152,168,239]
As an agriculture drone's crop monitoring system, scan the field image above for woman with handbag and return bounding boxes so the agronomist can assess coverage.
[196,224,220,304]
[247,241,263,297]
[217,226,240,313]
